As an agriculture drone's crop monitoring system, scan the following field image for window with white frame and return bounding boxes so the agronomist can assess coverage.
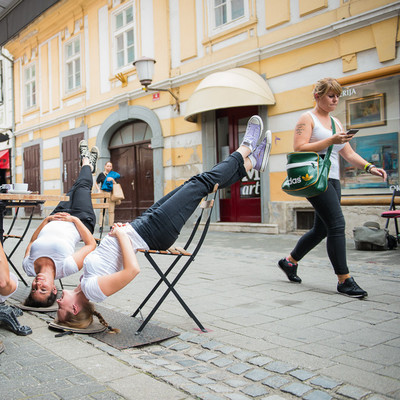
[212,0,245,28]
[65,37,81,92]
[24,64,36,110]
[114,4,135,70]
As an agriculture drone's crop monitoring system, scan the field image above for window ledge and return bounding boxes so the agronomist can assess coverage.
[62,87,86,101]
[22,106,39,117]
[202,17,258,47]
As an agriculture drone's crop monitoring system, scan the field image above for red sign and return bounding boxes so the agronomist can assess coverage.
[152,92,160,101]
[0,149,9,169]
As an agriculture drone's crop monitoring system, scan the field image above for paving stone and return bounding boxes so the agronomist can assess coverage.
[304,390,333,400]
[165,363,185,371]
[202,340,224,350]
[207,371,231,381]
[240,384,269,397]
[264,361,296,374]
[170,342,191,351]
[248,356,273,367]
[310,376,341,389]
[337,384,371,399]
[179,332,198,341]
[290,369,316,381]
[187,335,209,345]
[178,370,200,379]
[225,378,248,388]
[178,359,199,367]
[191,365,215,374]
[161,338,181,347]
[244,369,271,382]
[227,363,252,375]
[211,357,233,368]
[226,393,252,400]
[262,375,290,389]
[90,391,126,400]
[199,393,227,400]
[207,383,232,393]
[192,376,215,385]
[217,345,238,355]
[260,396,287,400]
[182,382,208,395]
[233,350,258,361]
[195,351,219,362]
[150,368,175,377]
[281,382,313,396]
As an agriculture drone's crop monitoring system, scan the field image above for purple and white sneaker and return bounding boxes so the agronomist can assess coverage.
[249,130,272,172]
[241,115,265,152]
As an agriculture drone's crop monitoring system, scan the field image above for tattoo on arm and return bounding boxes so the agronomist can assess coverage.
[295,123,306,135]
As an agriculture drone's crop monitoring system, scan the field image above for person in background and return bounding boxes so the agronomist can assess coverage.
[278,78,387,298]
[95,161,120,230]
[22,141,98,307]
[55,115,272,331]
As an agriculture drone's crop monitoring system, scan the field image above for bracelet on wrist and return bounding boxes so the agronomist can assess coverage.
[364,162,372,171]
[367,164,376,173]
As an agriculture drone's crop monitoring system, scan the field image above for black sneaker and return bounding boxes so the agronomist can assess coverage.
[79,140,90,166]
[337,277,368,298]
[278,258,302,283]
[89,146,99,174]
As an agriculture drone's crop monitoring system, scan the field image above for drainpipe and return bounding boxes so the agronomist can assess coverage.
[0,48,15,185]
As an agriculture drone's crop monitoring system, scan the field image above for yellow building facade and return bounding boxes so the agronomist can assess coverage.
[4,0,400,232]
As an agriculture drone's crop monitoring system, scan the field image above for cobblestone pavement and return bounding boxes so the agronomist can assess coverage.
[1,219,400,400]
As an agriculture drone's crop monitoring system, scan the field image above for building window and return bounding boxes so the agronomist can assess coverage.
[212,0,245,28]
[113,4,135,70]
[65,37,81,92]
[24,64,36,110]
[334,74,400,194]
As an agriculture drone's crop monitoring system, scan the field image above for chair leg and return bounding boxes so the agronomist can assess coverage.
[131,255,183,318]
[135,253,207,334]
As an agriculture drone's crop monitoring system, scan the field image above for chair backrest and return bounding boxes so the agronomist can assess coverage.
[91,192,111,240]
[388,186,400,210]
[181,184,219,258]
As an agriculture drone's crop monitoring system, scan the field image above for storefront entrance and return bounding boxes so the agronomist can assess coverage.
[216,106,261,222]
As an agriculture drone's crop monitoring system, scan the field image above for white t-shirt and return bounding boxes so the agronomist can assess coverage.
[22,221,80,279]
[0,272,18,303]
[308,111,345,180]
[81,224,148,302]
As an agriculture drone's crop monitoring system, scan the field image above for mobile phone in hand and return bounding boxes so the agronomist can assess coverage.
[346,129,359,135]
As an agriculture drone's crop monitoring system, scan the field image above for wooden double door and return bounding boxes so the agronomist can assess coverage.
[112,142,154,222]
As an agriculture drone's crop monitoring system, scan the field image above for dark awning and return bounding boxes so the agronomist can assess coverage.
[0,0,61,47]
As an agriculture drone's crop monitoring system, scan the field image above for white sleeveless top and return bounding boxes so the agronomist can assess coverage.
[308,111,345,180]
[22,221,80,279]
[80,224,148,302]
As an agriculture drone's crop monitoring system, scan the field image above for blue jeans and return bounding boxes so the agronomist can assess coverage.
[51,165,96,233]
[132,152,247,250]
[291,178,349,275]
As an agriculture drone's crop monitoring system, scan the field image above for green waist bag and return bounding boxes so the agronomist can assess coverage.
[281,116,335,198]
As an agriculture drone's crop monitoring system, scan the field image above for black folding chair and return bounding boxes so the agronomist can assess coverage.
[3,206,35,286]
[381,187,400,243]
[132,185,219,334]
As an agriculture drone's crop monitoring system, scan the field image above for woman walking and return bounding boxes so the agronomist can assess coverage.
[278,78,386,298]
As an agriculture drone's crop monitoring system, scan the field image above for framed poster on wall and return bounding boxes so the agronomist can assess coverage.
[346,93,386,129]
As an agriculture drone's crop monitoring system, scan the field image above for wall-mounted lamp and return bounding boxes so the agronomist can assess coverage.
[133,56,180,113]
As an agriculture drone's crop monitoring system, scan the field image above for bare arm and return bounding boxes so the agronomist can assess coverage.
[0,243,16,296]
[97,225,140,297]
[340,144,387,180]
